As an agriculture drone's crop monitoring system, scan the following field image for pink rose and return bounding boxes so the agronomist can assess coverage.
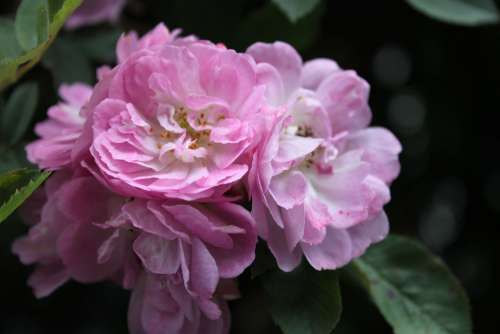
[247,42,402,271]
[77,39,266,201]
[11,170,137,297]
[12,167,256,332]
[66,0,126,30]
[26,83,92,170]
[14,19,405,333]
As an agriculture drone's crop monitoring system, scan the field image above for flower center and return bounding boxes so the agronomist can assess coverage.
[172,107,212,149]
[152,106,212,149]
[304,145,336,175]
[147,104,228,163]
[284,122,336,175]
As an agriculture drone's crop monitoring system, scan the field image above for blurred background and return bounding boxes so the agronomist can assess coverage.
[0,0,499,333]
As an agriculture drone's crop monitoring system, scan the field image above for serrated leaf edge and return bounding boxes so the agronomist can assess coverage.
[0,170,50,223]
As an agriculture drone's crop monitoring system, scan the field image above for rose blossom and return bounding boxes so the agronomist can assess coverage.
[247,42,401,271]
[26,83,92,170]
[27,25,193,172]
[66,0,126,30]
[13,168,256,333]
[14,17,405,333]
[12,171,255,333]
[11,170,136,297]
[74,37,266,201]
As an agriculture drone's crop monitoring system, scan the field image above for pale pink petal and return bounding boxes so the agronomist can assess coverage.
[269,170,307,209]
[316,70,372,134]
[348,211,389,258]
[282,204,306,251]
[346,127,402,183]
[246,41,302,96]
[26,83,90,170]
[266,216,303,272]
[301,58,339,90]
[302,227,353,270]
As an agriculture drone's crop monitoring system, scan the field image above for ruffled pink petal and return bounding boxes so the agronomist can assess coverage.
[28,263,69,298]
[57,222,120,283]
[301,58,339,90]
[199,203,257,278]
[26,83,90,170]
[347,211,389,259]
[281,204,306,251]
[246,41,302,97]
[316,70,372,134]
[266,214,303,272]
[254,62,286,105]
[269,171,307,210]
[273,134,322,164]
[301,227,353,271]
[59,83,93,108]
[346,127,402,183]
[123,200,178,240]
[133,233,181,275]
[55,176,117,223]
[117,23,176,63]
[306,150,372,229]
[189,238,219,298]
[165,205,234,249]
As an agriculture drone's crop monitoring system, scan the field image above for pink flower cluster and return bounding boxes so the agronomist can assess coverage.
[14,24,401,334]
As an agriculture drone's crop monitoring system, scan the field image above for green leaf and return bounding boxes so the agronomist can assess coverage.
[237,2,325,51]
[262,263,342,334]
[0,168,39,204]
[350,235,472,334]
[15,0,50,51]
[0,19,23,59]
[406,0,499,26]
[0,145,31,174]
[42,28,120,86]
[0,168,50,223]
[272,0,321,22]
[77,29,121,63]
[0,0,83,90]
[48,0,66,19]
[42,38,93,86]
[1,82,38,145]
